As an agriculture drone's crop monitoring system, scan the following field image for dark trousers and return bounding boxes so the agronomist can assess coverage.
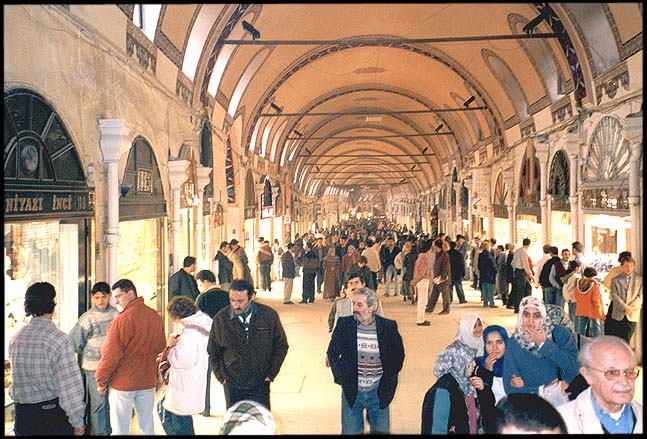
[316,265,324,292]
[604,303,637,344]
[427,283,451,313]
[512,269,531,311]
[204,364,212,415]
[158,399,195,435]
[260,261,272,291]
[302,272,316,302]
[14,398,73,436]
[224,381,271,410]
[450,280,466,303]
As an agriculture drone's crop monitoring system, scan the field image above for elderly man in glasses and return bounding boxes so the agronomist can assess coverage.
[557,335,642,434]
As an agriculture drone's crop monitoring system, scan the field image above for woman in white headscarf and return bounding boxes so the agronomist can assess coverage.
[423,314,484,434]
[502,296,580,401]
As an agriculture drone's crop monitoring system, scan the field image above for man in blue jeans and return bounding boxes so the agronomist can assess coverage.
[327,287,405,434]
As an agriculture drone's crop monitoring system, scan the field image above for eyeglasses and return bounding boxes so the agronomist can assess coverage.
[586,366,640,381]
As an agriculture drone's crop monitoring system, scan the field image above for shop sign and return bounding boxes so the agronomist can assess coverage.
[261,206,274,219]
[5,189,95,218]
[284,214,291,223]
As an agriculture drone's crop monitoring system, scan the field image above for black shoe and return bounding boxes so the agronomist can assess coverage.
[394,293,399,296]
[417,321,431,326]
[384,294,390,297]
[489,305,498,308]
[438,310,450,315]
[299,300,307,304]
[459,301,467,304]
[283,301,294,304]
[201,411,210,417]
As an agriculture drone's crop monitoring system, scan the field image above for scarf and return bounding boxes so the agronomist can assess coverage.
[434,339,477,397]
[474,325,508,377]
[456,313,484,357]
[512,296,554,353]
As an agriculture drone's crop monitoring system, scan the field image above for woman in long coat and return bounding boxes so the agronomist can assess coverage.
[322,248,341,300]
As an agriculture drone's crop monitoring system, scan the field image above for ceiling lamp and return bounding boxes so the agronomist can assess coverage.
[463,96,475,108]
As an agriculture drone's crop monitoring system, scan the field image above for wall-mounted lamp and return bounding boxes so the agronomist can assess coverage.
[434,123,444,133]
[463,96,475,108]
[120,184,132,198]
[293,129,303,137]
[399,178,407,184]
[270,102,283,114]
[242,20,261,40]
[315,166,320,172]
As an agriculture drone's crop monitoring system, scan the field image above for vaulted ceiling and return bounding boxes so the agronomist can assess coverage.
[145,3,642,203]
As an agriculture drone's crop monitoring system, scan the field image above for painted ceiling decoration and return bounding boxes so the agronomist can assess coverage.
[132,3,640,204]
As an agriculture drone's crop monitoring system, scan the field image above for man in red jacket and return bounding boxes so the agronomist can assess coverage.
[95,279,166,435]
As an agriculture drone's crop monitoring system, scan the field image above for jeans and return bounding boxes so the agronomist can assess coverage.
[544,287,564,308]
[158,398,195,435]
[341,387,390,434]
[481,282,495,306]
[567,301,577,324]
[108,387,156,435]
[84,370,112,435]
[401,280,411,297]
[385,265,399,296]
[224,381,270,410]
[450,280,466,303]
[575,316,601,337]
[260,261,272,291]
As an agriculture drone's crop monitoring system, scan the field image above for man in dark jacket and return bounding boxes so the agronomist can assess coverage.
[214,241,234,291]
[448,240,467,304]
[168,256,200,301]
[301,242,320,303]
[327,287,405,434]
[281,243,297,304]
[207,279,288,410]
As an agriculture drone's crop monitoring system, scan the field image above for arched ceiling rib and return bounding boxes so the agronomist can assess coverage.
[148,3,641,204]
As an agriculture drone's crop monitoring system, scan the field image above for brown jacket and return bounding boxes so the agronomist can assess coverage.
[96,297,166,391]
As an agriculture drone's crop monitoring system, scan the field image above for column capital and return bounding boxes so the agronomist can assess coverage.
[621,114,643,145]
[563,130,580,153]
[534,139,550,162]
[99,119,130,162]
[168,159,190,190]
[196,164,212,190]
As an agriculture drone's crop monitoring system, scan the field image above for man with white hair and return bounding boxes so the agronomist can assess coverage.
[557,335,642,434]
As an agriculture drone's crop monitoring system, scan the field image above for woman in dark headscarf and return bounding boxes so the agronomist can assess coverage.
[471,325,509,433]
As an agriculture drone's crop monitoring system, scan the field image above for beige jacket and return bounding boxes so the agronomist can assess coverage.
[557,387,643,434]
[610,272,643,322]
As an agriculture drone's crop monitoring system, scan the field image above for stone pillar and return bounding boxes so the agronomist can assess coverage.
[622,114,642,364]
[168,159,190,273]
[566,146,579,245]
[196,164,212,270]
[98,119,130,286]
[453,181,462,237]
[535,139,550,245]
[502,167,515,244]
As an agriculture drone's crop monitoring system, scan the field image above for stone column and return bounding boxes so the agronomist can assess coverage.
[535,139,550,245]
[566,143,579,245]
[168,159,190,273]
[196,164,212,269]
[98,119,130,286]
[453,181,462,237]
[501,167,515,244]
[622,113,642,364]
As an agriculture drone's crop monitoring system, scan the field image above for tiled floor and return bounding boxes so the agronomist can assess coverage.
[5,279,642,435]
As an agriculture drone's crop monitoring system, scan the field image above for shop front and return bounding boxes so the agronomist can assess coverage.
[118,137,167,313]
[4,87,94,412]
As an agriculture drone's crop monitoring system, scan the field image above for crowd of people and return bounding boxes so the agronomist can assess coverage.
[7,217,643,435]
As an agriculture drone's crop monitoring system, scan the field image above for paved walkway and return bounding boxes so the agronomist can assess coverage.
[6,278,641,435]
[179,278,642,435]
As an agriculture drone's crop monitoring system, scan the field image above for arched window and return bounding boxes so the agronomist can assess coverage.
[200,118,213,214]
[581,116,630,210]
[548,150,570,211]
[244,170,256,219]
[460,184,469,220]
[493,172,508,218]
[517,146,540,216]
[482,48,529,119]
[225,134,236,203]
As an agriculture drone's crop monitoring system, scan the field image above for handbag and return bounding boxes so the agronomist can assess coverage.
[157,341,176,386]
